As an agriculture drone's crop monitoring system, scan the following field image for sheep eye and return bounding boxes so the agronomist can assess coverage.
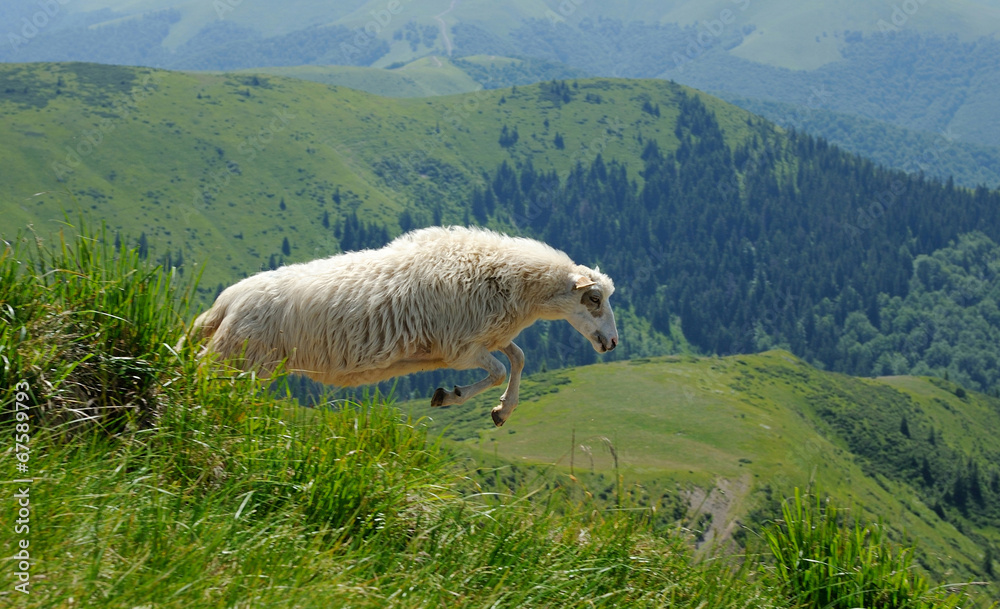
[589,295,601,305]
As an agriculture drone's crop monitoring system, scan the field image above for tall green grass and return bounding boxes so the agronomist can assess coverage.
[1,220,190,432]
[761,489,978,609]
[0,225,986,607]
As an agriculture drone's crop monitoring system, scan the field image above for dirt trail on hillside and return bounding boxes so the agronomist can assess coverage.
[435,0,459,56]
[684,474,753,553]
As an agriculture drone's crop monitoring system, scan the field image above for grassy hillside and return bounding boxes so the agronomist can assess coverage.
[407,350,1000,586]
[0,62,755,290]
[5,1,999,161]
[244,55,483,98]
[0,226,987,608]
[248,55,589,107]
[235,56,1000,190]
[0,63,397,288]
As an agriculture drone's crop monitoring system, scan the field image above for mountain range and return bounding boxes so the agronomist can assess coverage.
[4,3,1000,595]
[4,0,1000,187]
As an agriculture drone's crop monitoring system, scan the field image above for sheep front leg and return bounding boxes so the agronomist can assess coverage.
[431,350,506,408]
[491,342,524,427]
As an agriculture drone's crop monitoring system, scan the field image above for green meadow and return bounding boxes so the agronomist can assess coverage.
[407,351,1000,585]
[0,62,757,290]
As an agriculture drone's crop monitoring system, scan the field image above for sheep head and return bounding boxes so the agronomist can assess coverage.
[561,269,619,353]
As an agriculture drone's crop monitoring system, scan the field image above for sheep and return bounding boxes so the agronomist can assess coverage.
[194,225,618,426]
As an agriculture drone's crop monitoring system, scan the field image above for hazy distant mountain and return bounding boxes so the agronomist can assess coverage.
[3,1,999,186]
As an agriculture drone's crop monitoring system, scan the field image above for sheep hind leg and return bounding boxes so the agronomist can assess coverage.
[491,342,524,427]
[430,350,506,408]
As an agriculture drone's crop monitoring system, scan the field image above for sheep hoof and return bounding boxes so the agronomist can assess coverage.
[431,387,447,407]
[491,408,505,427]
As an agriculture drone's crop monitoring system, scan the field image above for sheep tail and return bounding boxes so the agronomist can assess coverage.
[192,299,228,340]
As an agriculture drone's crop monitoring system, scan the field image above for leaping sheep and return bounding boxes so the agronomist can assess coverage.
[194,225,618,426]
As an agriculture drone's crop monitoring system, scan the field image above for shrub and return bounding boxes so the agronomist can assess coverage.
[1,221,193,432]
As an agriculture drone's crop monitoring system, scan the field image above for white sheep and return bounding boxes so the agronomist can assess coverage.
[194,225,618,426]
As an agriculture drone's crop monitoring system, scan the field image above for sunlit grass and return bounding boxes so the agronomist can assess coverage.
[761,489,976,609]
[0,225,986,608]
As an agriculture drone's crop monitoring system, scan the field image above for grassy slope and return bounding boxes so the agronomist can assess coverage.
[243,56,483,98]
[0,62,757,289]
[0,228,980,608]
[405,350,1000,582]
[19,0,1000,157]
[0,228,780,608]
[1,63,401,288]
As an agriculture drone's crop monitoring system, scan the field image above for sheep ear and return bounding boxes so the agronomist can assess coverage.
[574,275,596,290]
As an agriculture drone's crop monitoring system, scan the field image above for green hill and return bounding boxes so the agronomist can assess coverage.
[6,2,1000,182]
[231,57,1000,190]
[0,62,755,291]
[408,350,1000,584]
[249,53,589,99]
[7,1,999,149]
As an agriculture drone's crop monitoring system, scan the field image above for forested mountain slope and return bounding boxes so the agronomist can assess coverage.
[721,95,1000,189]
[3,62,1000,398]
[459,98,1000,393]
